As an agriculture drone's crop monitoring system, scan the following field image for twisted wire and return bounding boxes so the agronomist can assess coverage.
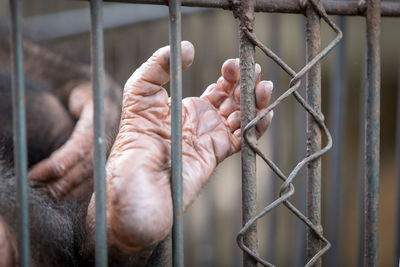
[231,0,343,266]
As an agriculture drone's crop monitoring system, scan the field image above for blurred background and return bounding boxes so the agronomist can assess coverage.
[1,0,400,266]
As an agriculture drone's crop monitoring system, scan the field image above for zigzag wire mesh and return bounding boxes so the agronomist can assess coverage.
[231,0,343,266]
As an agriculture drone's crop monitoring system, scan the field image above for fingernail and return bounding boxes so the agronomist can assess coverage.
[181,41,195,69]
[266,80,273,91]
[181,40,192,50]
[222,59,240,83]
[255,63,261,75]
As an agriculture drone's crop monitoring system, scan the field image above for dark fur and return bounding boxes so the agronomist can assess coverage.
[0,156,89,266]
[0,35,166,266]
[0,145,167,267]
[0,69,75,167]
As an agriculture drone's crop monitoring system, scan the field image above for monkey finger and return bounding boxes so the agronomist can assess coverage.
[230,128,242,153]
[28,105,94,183]
[227,110,240,133]
[201,82,228,108]
[221,58,240,84]
[233,82,240,103]
[256,80,273,110]
[124,41,194,96]
[201,59,239,108]
[256,110,274,139]
[47,161,93,199]
[68,83,93,119]
[232,63,262,104]
[219,97,240,118]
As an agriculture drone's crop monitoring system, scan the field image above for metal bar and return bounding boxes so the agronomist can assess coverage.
[326,15,346,267]
[395,58,400,267]
[9,0,30,266]
[89,1,108,266]
[305,0,322,266]
[363,0,381,265]
[239,0,257,266]
[101,0,400,17]
[169,0,184,266]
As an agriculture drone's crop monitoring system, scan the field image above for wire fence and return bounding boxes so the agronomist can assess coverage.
[7,0,400,266]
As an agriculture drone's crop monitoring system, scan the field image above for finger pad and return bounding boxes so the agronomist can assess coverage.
[221,59,239,83]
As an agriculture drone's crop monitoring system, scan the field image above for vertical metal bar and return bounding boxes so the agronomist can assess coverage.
[364,0,381,265]
[9,0,30,266]
[305,1,322,266]
[169,0,183,266]
[326,15,346,267]
[239,0,257,266]
[89,1,108,266]
[395,58,400,267]
[394,58,400,267]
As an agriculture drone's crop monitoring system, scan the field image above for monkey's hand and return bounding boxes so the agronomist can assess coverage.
[86,41,273,255]
[28,79,121,200]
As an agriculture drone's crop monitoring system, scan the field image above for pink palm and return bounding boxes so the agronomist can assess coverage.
[87,41,273,254]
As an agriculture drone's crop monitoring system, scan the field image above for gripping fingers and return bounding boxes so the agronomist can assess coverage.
[227,110,240,132]
[254,80,273,138]
[256,110,274,138]
[46,161,93,199]
[256,80,273,109]
[28,105,93,186]
[201,59,239,108]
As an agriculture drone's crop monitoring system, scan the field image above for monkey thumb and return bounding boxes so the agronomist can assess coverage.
[124,41,195,94]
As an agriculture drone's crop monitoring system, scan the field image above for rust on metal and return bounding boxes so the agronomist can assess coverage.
[47,0,388,265]
[238,0,258,266]
[363,0,381,266]
[102,0,400,17]
[305,0,322,266]
[235,0,341,266]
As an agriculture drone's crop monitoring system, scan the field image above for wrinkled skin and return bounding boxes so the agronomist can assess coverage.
[1,39,273,264]
[24,64,121,200]
[27,79,120,200]
[0,35,120,265]
[0,36,122,200]
[86,41,274,255]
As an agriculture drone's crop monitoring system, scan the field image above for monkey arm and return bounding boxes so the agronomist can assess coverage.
[0,36,123,200]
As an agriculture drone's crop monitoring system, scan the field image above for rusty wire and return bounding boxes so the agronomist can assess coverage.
[231,0,343,266]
